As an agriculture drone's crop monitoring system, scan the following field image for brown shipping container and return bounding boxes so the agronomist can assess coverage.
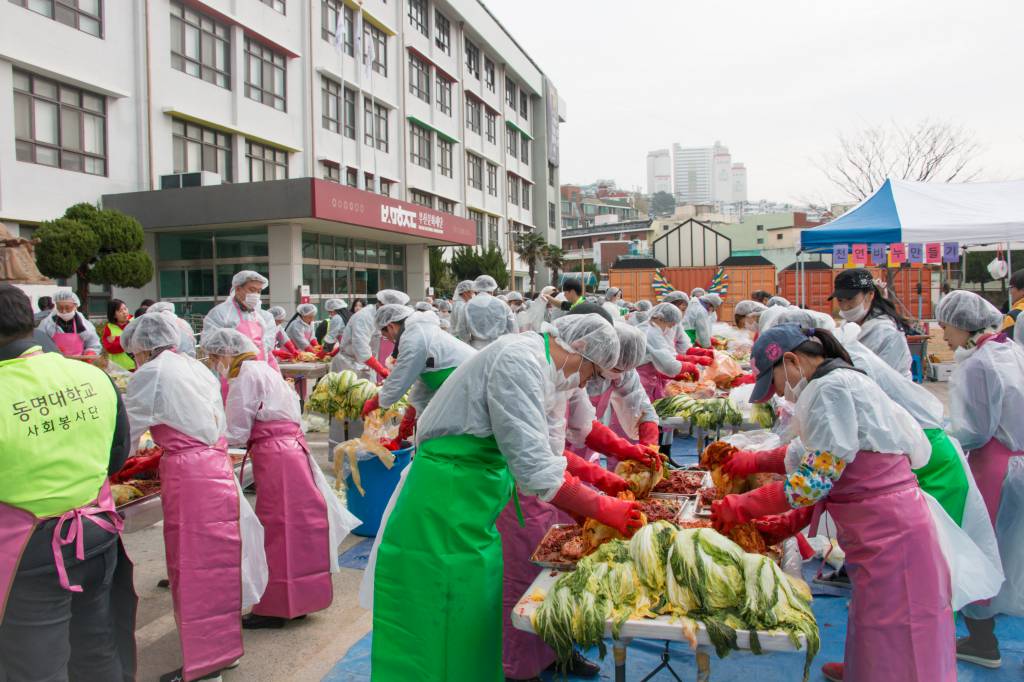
[780,266,936,319]
[608,269,658,302]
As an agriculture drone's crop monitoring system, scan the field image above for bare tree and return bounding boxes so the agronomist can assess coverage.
[817,120,983,201]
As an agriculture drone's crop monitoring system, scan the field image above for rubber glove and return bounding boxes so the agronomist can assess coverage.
[673,361,700,381]
[329,345,340,357]
[752,506,815,546]
[711,482,789,534]
[272,348,295,361]
[549,473,644,537]
[111,453,163,483]
[638,421,659,446]
[585,421,659,468]
[689,355,713,367]
[366,356,390,379]
[397,405,417,441]
[564,450,629,496]
[83,350,97,356]
[283,339,300,356]
[731,373,756,386]
[721,445,788,477]
[360,394,380,418]
[685,347,714,358]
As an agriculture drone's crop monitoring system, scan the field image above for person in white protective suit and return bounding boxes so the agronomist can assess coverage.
[660,290,693,354]
[733,299,767,335]
[519,286,558,331]
[635,303,701,403]
[266,306,289,349]
[201,270,278,367]
[602,287,625,320]
[690,287,706,298]
[830,268,914,378]
[38,289,101,356]
[451,280,475,342]
[284,303,322,354]
[700,292,723,324]
[505,291,526,316]
[321,299,347,355]
[122,314,267,682]
[767,295,791,307]
[628,299,653,326]
[681,292,713,348]
[145,301,197,357]
[464,277,518,349]
[936,290,1024,669]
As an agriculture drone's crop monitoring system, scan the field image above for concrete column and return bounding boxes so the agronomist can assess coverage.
[268,223,303,313]
[405,244,429,299]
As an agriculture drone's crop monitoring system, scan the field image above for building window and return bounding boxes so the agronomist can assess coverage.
[465,96,481,133]
[10,0,103,37]
[408,0,428,36]
[776,233,784,240]
[486,162,497,196]
[756,224,764,231]
[343,87,356,139]
[507,173,519,205]
[346,167,358,187]
[246,141,287,181]
[322,163,340,182]
[374,103,389,151]
[487,215,498,245]
[172,118,232,181]
[485,110,497,144]
[467,153,483,190]
[409,123,431,168]
[548,162,555,187]
[245,38,286,111]
[505,77,516,108]
[522,181,531,210]
[363,98,374,146]
[364,23,387,76]
[469,209,484,244]
[322,1,353,56]
[436,75,452,116]
[13,69,106,175]
[321,76,341,132]
[410,189,433,208]
[170,1,230,88]
[519,91,528,119]
[260,0,285,13]
[484,58,495,92]
[438,138,453,178]
[437,198,455,214]
[506,127,517,157]
[521,134,529,164]
[364,172,374,191]
[408,53,430,103]
[465,39,479,79]
[549,202,556,227]
[756,238,764,245]
[380,179,393,197]
[434,10,450,54]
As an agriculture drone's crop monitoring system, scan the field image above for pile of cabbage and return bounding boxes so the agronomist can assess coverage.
[533,522,819,681]
[305,370,407,420]
[654,396,744,430]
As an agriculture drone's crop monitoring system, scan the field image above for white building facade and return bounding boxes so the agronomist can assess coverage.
[645,148,671,195]
[1,0,564,314]
[672,140,746,206]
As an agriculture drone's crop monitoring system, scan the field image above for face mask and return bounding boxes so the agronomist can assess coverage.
[550,346,583,393]
[57,310,76,321]
[244,293,261,310]
[782,358,808,402]
[838,301,869,322]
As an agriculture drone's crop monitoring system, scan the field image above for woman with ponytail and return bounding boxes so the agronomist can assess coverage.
[830,268,915,378]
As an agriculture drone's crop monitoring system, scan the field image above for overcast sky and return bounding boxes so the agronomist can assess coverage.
[485,0,1024,204]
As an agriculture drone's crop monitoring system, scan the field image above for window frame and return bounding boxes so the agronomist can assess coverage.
[244,38,287,111]
[437,198,455,215]
[364,23,388,76]
[321,1,354,56]
[464,39,480,79]
[408,53,431,103]
[505,77,516,108]
[438,138,453,178]
[363,98,374,146]
[321,76,341,132]
[10,0,103,37]
[521,134,529,164]
[322,162,341,182]
[407,0,428,37]
[487,215,499,245]
[484,57,495,92]
[507,173,519,205]
[169,1,231,89]
[172,117,232,181]
[506,126,517,157]
[245,140,288,182]
[465,96,481,133]
[519,91,529,119]
[486,162,498,196]
[467,153,483,190]
[343,86,356,139]
[410,189,434,208]
[374,103,389,152]
[436,74,452,116]
[485,110,497,144]
[259,0,285,13]
[409,123,432,169]
[434,10,450,54]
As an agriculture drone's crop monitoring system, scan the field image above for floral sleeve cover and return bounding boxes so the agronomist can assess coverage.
[784,449,847,507]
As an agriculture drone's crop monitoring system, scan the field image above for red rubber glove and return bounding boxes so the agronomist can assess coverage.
[360,394,380,418]
[329,345,340,357]
[689,355,713,367]
[673,361,700,381]
[549,473,644,537]
[721,445,788,477]
[585,421,659,469]
[731,373,756,386]
[564,450,629,496]
[111,453,163,483]
[83,350,98,356]
[283,339,300,356]
[712,482,790,534]
[638,421,659,446]
[685,347,714,358]
[397,405,417,441]
[366,356,390,379]
[272,348,295,361]
[752,506,815,546]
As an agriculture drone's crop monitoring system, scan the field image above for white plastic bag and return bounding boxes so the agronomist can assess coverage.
[722,429,782,452]
[988,257,1009,280]
[234,477,268,610]
[307,452,361,573]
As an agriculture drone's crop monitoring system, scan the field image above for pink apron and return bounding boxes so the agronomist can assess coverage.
[820,451,955,682]
[496,494,571,679]
[0,481,137,677]
[636,362,668,402]
[246,419,333,619]
[52,329,85,356]
[233,300,279,371]
[152,425,244,682]
[968,437,1015,525]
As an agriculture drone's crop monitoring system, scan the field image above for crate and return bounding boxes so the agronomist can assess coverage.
[928,362,956,382]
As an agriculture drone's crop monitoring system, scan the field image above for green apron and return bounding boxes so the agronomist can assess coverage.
[371,434,514,682]
[104,322,135,371]
[419,366,457,391]
[685,329,697,343]
[914,428,969,525]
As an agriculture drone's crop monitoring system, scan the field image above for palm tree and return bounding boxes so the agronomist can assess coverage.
[542,244,565,289]
[514,231,547,293]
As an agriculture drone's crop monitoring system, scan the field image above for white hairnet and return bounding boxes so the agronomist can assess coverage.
[123,313,179,352]
[325,298,347,312]
[506,291,524,302]
[776,309,820,330]
[376,289,411,306]
[455,280,474,296]
[757,305,789,332]
[937,290,1003,332]
[768,296,791,307]
[550,314,620,369]
[662,291,689,304]
[649,302,683,325]
[268,305,286,321]
[690,287,706,298]
[148,301,175,315]
[231,270,268,290]
[54,290,80,306]
[613,322,647,372]
[472,275,498,293]
[203,328,259,357]
[700,293,722,308]
[734,300,766,317]
[436,299,451,312]
[466,294,513,342]
[414,301,433,312]
[375,303,414,329]
[297,303,317,317]
[540,285,557,298]
[636,300,653,312]
[605,287,622,301]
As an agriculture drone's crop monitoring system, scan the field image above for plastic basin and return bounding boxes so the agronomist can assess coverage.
[345,444,413,537]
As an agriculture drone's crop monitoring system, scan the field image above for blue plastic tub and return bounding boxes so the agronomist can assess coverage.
[345,444,413,537]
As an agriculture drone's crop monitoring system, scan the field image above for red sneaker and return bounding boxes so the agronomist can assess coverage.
[821,662,844,682]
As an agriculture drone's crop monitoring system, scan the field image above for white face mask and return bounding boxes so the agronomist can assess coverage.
[57,310,76,321]
[838,301,869,322]
[244,293,261,310]
[782,358,808,402]
[550,344,583,392]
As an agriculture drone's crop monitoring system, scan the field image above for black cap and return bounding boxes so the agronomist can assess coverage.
[829,268,875,301]
[567,302,613,324]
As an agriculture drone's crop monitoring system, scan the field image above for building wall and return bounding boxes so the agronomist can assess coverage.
[672,143,712,204]
[645,148,671,195]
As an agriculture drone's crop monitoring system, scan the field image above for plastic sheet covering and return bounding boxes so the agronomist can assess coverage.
[233,476,269,609]
[307,450,362,572]
[722,429,783,453]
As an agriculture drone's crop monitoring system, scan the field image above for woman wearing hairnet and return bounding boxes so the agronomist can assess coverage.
[519,286,558,331]
[830,268,914,378]
[682,294,713,348]
[628,299,653,326]
[267,306,295,355]
[201,270,278,369]
[204,329,359,631]
[712,324,954,682]
[602,287,624,320]
[938,291,1024,668]
[320,299,347,356]
[122,314,267,682]
[635,303,700,403]
[284,303,322,355]
[700,292,723,324]
[464,283,518,349]
[371,314,642,682]
[146,301,197,358]
[767,295,791,307]
[451,280,475,342]
[733,299,767,336]
[38,290,101,356]
[659,291,693,354]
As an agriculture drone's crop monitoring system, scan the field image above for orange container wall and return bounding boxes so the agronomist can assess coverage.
[780,267,936,318]
[610,265,777,320]
[779,270,835,313]
[715,266,777,321]
[608,269,657,302]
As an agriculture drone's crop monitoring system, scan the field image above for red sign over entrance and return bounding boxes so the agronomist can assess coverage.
[311,180,476,246]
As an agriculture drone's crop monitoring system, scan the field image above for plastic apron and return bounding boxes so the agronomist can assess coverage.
[636,362,668,402]
[0,480,137,680]
[104,323,135,371]
[52,325,85,356]
[153,425,264,682]
[914,428,969,524]
[371,434,512,682]
[232,300,278,371]
[816,451,955,682]
[246,419,358,619]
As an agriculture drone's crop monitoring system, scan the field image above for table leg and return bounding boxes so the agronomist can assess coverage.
[614,640,629,682]
[695,647,711,682]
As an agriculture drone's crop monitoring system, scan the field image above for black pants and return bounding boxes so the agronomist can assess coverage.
[0,544,122,682]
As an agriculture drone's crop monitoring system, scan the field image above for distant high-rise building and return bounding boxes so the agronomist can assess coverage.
[672,141,746,204]
[646,149,672,195]
[731,163,748,203]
